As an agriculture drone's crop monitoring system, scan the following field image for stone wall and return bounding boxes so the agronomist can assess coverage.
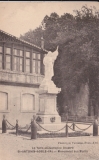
[0,84,39,127]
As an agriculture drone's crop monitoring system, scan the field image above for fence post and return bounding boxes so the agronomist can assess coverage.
[65,124,68,137]
[93,116,98,136]
[73,122,75,131]
[31,115,37,139]
[2,115,7,133]
[16,120,18,136]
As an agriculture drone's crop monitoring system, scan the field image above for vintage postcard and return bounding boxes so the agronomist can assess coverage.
[0,1,99,160]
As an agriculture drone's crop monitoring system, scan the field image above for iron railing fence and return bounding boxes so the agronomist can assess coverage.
[61,114,96,123]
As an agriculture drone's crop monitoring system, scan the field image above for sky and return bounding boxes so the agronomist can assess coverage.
[0,1,99,37]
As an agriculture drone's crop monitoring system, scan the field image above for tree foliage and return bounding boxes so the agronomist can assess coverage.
[53,6,99,115]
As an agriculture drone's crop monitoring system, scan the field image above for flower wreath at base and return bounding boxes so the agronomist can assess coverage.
[36,116,42,122]
[50,117,55,123]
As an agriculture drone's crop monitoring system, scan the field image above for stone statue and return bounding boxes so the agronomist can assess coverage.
[39,46,61,94]
[43,46,59,81]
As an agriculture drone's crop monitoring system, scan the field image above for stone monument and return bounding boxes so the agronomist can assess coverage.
[37,47,62,130]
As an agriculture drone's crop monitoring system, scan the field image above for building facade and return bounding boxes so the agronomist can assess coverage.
[0,30,47,126]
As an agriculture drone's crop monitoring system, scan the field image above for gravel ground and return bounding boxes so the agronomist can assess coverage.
[0,131,99,160]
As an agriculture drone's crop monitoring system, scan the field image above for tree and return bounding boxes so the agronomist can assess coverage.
[52,5,99,115]
[20,27,43,47]
[20,12,74,51]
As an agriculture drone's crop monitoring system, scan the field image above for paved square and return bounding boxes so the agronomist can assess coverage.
[0,132,99,160]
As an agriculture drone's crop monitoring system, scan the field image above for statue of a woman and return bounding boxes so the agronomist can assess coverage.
[39,46,61,93]
[43,46,58,81]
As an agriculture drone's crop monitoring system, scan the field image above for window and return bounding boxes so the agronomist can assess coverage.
[5,47,11,70]
[32,57,36,73]
[14,49,23,72]
[14,49,17,56]
[0,46,2,52]
[32,53,41,74]
[26,51,30,73]
[0,92,8,110]
[37,53,41,60]
[0,46,3,69]
[20,58,23,71]
[20,50,23,57]
[6,56,11,70]
[6,48,11,54]
[1,46,42,74]
[22,94,35,111]
[37,60,40,74]
[33,53,36,59]
[37,54,41,74]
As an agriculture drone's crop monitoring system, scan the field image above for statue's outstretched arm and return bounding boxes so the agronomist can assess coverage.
[56,46,59,51]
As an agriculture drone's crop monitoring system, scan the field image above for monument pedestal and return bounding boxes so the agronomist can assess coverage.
[36,82,62,131]
[37,92,61,124]
[36,47,62,131]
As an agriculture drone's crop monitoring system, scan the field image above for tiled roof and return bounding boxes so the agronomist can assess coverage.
[0,29,48,53]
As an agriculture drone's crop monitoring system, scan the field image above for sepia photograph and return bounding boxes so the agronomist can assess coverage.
[0,1,99,160]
